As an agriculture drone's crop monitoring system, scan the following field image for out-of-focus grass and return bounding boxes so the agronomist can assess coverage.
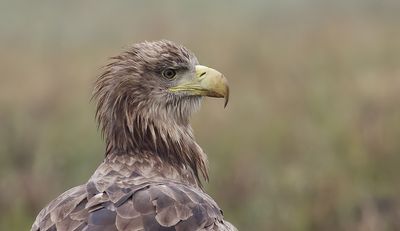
[1,1,400,230]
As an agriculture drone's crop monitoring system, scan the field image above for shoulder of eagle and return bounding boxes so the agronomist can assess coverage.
[31,155,236,231]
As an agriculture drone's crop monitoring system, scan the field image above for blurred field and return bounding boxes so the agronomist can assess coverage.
[1,0,400,230]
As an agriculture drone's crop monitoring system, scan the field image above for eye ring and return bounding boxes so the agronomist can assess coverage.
[162,68,176,79]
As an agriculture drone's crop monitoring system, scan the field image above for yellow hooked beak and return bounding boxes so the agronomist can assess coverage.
[169,65,229,107]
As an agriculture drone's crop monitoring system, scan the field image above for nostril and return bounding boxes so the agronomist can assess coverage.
[199,72,206,77]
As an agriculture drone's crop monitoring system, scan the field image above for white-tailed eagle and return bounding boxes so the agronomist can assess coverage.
[31,40,236,231]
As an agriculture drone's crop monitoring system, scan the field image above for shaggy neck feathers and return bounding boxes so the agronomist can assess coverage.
[93,58,208,184]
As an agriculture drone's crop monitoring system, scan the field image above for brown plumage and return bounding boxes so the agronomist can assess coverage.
[31,40,236,231]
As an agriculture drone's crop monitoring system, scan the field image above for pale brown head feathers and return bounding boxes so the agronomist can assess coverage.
[92,40,208,182]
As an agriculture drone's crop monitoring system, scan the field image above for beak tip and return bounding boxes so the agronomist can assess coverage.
[224,92,229,108]
[224,83,229,108]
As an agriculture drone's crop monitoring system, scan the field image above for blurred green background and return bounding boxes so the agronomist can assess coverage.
[1,0,400,230]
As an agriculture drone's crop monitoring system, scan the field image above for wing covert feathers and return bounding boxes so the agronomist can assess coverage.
[31,155,237,231]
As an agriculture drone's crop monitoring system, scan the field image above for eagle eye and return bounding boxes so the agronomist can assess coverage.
[162,68,176,79]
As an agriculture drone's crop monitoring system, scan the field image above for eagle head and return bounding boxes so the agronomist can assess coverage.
[93,40,229,181]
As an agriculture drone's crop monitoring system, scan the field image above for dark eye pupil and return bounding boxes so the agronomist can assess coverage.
[163,69,176,79]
